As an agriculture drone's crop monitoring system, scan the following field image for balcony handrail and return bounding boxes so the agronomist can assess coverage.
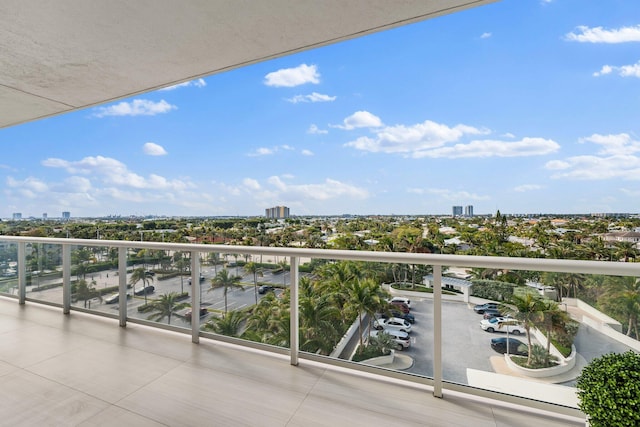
[1,235,639,277]
[2,234,638,419]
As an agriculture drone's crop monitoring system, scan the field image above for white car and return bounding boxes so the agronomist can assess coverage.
[389,296,411,308]
[480,317,526,334]
[370,330,411,351]
[373,317,412,333]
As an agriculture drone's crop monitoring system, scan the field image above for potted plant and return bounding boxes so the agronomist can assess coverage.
[576,351,640,426]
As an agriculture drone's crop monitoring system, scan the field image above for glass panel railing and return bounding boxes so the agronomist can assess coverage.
[25,242,64,304]
[440,267,639,409]
[0,242,18,296]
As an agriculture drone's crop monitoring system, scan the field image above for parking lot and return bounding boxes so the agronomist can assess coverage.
[385,298,531,385]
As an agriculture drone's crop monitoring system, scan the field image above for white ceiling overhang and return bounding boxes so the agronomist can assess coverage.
[0,0,496,129]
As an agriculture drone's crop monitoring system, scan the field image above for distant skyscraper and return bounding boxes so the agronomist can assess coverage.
[465,205,474,217]
[12,213,22,220]
[43,213,48,220]
[265,206,290,219]
[452,206,463,216]
[62,211,71,220]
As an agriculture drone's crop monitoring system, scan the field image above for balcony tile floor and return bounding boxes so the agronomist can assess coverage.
[0,297,584,426]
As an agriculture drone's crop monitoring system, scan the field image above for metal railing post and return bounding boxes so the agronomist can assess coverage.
[191,251,201,344]
[289,256,299,366]
[62,244,71,314]
[18,242,26,304]
[118,247,127,327]
[433,265,443,398]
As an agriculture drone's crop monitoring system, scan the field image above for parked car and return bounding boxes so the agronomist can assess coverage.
[390,300,410,313]
[134,285,155,296]
[473,302,499,314]
[187,275,205,285]
[389,296,411,308]
[373,317,412,333]
[104,293,131,304]
[490,337,528,356]
[185,306,208,321]
[482,309,503,319]
[258,285,275,294]
[380,310,415,324]
[480,317,526,334]
[370,330,411,351]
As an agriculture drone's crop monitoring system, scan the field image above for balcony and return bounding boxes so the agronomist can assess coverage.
[2,236,637,425]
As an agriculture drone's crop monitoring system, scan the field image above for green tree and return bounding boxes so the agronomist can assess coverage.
[600,276,640,338]
[129,267,155,304]
[244,261,263,305]
[209,269,244,316]
[346,278,389,348]
[204,310,246,336]
[505,293,545,366]
[147,292,189,325]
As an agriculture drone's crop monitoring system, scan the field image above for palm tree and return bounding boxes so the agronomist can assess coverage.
[75,279,101,308]
[505,293,545,366]
[147,292,189,325]
[129,267,155,304]
[346,278,388,348]
[299,295,341,354]
[536,300,571,364]
[244,261,263,305]
[209,269,244,316]
[204,310,246,336]
[613,241,638,263]
[278,258,288,287]
[601,276,640,338]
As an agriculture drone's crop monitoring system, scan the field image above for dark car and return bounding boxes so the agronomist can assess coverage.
[187,275,205,285]
[134,285,155,296]
[490,337,528,356]
[474,302,499,314]
[390,301,410,314]
[381,310,415,324]
[185,306,208,321]
[482,309,503,319]
[258,285,275,294]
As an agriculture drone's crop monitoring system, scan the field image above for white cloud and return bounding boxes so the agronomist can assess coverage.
[160,78,206,91]
[514,184,543,192]
[580,133,640,155]
[265,176,369,200]
[343,116,557,159]
[143,142,168,156]
[566,25,640,43]
[593,61,640,78]
[248,145,296,157]
[334,111,383,130]
[242,178,261,190]
[546,154,640,180]
[301,149,314,156]
[42,155,192,190]
[248,147,275,157]
[264,64,320,87]
[7,176,49,193]
[286,92,336,103]
[412,137,560,159]
[480,32,492,39]
[93,99,177,117]
[546,134,640,180]
[307,124,328,134]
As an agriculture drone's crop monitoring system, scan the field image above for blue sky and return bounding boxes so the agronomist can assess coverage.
[2,0,640,218]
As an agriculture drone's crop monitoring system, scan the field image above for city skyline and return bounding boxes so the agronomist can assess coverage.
[1,0,640,218]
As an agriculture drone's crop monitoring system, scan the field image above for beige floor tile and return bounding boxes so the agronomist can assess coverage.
[27,340,183,403]
[0,370,109,427]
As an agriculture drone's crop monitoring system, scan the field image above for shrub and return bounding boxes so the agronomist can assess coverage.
[577,351,640,426]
